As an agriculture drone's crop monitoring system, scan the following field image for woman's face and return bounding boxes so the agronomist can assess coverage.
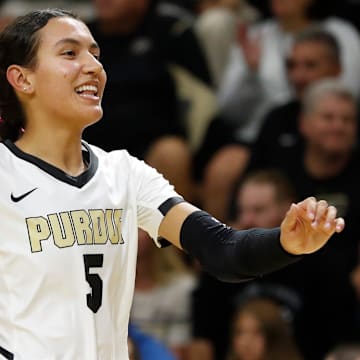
[270,0,312,19]
[232,312,266,360]
[24,17,107,129]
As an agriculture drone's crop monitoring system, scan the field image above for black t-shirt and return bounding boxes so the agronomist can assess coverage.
[84,3,211,158]
[248,100,302,171]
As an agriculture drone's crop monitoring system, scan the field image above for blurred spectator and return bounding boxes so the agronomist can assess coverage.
[218,0,360,144]
[0,0,14,30]
[194,0,259,86]
[0,0,94,21]
[245,79,360,359]
[83,0,213,201]
[129,323,176,360]
[227,296,303,360]
[199,27,343,221]
[351,260,360,333]
[325,344,360,360]
[249,28,342,171]
[257,78,359,208]
[189,170,297,360]
[228,169,296,228]
[192,80,360,360]
[352,262,360,301]
[131,229,196,360]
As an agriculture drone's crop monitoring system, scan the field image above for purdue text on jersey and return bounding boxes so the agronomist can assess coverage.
[26,209,124,252]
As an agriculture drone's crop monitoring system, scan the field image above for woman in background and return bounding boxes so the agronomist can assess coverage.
[228,298,303,360]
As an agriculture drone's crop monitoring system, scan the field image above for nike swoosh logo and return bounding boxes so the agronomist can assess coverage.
[11,188,38,202]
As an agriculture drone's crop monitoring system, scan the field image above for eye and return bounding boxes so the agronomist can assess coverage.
[62,50,77,57]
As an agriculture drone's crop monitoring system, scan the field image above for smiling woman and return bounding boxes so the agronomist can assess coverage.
[0,9,106,148]
[0,8,346,360]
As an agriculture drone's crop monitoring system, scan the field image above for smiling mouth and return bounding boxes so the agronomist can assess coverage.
[75,84,99,98]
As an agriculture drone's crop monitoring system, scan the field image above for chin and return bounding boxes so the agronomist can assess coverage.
[86,108,103,122]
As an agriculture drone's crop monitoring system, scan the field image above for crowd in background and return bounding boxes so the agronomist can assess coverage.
[1,0,360,359]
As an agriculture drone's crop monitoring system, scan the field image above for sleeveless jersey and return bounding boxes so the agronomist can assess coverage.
[0,140,179,360]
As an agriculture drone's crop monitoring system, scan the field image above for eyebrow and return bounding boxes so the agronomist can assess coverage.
[54,38,100,51]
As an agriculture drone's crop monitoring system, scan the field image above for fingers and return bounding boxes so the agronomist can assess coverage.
[335,217,345,233]
[281,203,298,231]
[296,197,345,233]
[296,196,316,221]
[313,200,329,228]
[322,205,336,229]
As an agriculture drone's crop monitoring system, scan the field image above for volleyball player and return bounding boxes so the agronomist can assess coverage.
[0,9,344,359]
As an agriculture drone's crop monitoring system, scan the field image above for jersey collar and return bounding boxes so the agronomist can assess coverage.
[3,139,98,188]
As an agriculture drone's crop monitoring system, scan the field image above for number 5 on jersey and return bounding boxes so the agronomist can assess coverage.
[83,254,104,313]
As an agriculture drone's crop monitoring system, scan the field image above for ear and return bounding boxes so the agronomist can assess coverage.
[6,65,34,95]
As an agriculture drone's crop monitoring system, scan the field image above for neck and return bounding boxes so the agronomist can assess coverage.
[15,124,85,176]
[304,146,350,178]
[278,16,312,33]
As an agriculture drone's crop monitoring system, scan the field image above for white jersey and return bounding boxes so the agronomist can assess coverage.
[0,140,180,360]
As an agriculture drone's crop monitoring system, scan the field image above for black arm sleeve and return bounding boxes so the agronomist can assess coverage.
[180,211,301,282]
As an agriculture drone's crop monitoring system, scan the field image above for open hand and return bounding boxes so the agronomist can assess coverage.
[280,197,345,255]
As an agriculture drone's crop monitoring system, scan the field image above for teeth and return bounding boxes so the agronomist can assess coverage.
[75,85,98,94]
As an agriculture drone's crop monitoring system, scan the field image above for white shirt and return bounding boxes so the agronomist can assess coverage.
[218,17,360,142]
[0,140,179,360]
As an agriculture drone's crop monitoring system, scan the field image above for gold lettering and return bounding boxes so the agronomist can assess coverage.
[26,217,51,252]
[90,209,107,244]
[26,209,125,252]
[112,209,124,244]
[48,212,75,248]
[71,210,93,245]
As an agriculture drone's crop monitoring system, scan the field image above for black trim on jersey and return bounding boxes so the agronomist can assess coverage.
[0,345,14,360]
[158,197,185,216]
[157,197,185,248]
[3,140,98,188]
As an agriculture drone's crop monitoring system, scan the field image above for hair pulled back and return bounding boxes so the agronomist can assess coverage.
[0,8,79,141]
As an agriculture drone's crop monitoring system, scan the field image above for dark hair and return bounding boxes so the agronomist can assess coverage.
[227,169,297,221]
[241,169,297,204]
[294,27,341,65]
[0,8,80,141]
[228,298,303,360]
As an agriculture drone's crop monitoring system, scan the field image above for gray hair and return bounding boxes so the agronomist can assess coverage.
[301,79,356,115]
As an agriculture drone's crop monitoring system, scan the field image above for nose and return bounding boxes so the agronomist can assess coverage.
[83,53,104,75]
[290,66,306,83]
